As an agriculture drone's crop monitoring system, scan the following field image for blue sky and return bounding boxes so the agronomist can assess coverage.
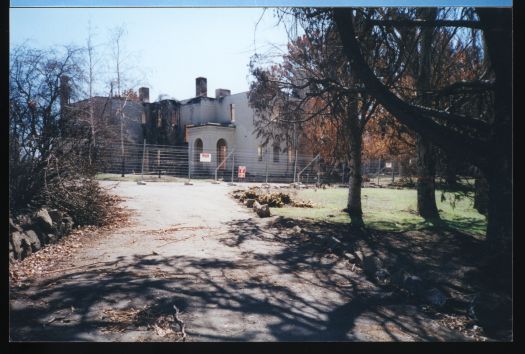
[10,1,512,100]
[10,7,291,100]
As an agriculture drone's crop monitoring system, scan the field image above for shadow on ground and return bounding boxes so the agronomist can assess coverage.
[9,216,510,341]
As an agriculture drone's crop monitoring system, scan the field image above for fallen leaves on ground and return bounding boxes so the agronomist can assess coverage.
[9,196,133,288]
[141,225,210,236]
[436,313,488,342]
[99,305,184,339]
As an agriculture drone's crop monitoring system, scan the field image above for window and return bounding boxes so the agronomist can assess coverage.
[217,139,228,170]
[141,112,146,124]
[257,146,263,161]
[288,148,293,163]
[157,111,162,127]
[194,139,203,162]
[184,126,188,143]
[230,103,236,122]
[273,145,280,163]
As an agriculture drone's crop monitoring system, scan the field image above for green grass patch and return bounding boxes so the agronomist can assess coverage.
[272,187,486,236]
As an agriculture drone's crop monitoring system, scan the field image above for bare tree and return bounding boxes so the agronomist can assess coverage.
[108,25,130,177]
[9,44,115,225]
[249,20,382,228]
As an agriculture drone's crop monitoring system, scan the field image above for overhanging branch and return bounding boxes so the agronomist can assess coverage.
[333,8,490,160]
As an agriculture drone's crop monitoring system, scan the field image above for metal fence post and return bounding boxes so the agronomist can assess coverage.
[157,149,161,178]
[188,145,192,181]
[265,147,269,184]
[391,159,395,183]
[231,152,235,183]
[377,157,381,185]
[141,139,146,180]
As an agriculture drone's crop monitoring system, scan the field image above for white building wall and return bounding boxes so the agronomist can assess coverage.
[181,91,307,179]
[187,125,235,175]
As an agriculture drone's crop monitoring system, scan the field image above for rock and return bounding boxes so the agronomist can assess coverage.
[292,225,302,234]
[354,250,364,263]
[10,229,42,260]
[34,208,53,232]
[392,270,425,295]
[245,199,256,208]
[375,268,391,285]
[17,214,32,228]
[10,218,22,232]
[24,229,41,252]
[46,234,59,244]
[362,256,383,276]
[362,256,392,285]
[425,288,447,307]
[344,252,356,262]
[62,216,74,234]
[48,209,64,225]
[327,236,342,250]
[253,201,271,218]
[10,231,24,260]
[9,242,15,262]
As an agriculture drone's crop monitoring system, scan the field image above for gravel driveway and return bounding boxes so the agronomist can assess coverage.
[10,181,468,341]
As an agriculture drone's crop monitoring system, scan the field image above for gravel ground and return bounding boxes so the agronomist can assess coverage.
[10,181,470,342]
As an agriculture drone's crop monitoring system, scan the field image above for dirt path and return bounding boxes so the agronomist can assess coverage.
[10,181,469,342]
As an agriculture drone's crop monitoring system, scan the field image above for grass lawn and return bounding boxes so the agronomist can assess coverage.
[273,187,486,237]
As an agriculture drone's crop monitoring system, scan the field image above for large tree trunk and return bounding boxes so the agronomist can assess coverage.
[415,135,440,220]
[345,98,364,228]
[414,8,440,221]
[444,159,458,189]
[347,132,364,228]
[477,8,512,259]
[474,174,489,215]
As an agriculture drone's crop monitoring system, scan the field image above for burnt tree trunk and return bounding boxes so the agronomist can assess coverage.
[347,132,364,228]
[334,7,512,249]
[345,99,364,228]
[474,174,489,215]
[415,8,440,221]
[477,8,512,261]
[416,135,440,220]
[444,160,458,189]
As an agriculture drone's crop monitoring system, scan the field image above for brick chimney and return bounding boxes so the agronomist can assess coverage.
[139,87,150,103]
[215,88,231,99]
[196,77,207,97]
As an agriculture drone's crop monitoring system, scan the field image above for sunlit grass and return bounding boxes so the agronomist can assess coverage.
[272,187,486,236]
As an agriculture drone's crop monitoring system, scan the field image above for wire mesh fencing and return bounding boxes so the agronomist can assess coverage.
[96,142,422,187]
[97,143,327,184]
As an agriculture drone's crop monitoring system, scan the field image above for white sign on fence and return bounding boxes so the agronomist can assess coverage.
[238,166,246,178]
[385,162,392,168]
[200,153,211,162]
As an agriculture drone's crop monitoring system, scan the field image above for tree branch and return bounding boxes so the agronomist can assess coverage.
[366,19,483,29]
[333,8,490,161]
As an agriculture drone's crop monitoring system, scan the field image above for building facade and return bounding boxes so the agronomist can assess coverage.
[69,76,310,179]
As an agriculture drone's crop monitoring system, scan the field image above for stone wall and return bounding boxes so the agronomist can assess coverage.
[9,208,75,262]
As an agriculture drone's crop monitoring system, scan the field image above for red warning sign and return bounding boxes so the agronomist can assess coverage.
[238,166,246,178]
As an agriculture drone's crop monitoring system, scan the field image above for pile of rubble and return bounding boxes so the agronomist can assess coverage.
[232,187,314,208]
[9,208,75,262]
[232,187,314,218]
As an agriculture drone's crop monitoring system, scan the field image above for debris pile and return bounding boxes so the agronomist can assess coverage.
[232,187,314,208]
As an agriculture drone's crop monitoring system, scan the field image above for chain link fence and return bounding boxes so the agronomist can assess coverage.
[98,143,324,184]
[97,142,420,186]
